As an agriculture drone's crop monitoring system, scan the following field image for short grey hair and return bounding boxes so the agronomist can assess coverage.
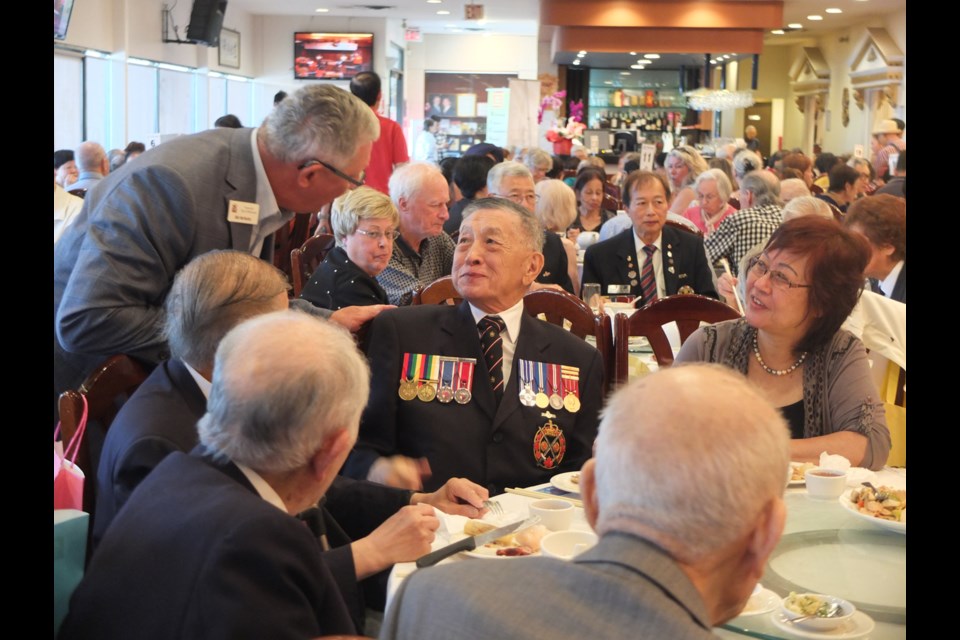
[779,178,812,203]
[164,250,290,370]
[330,186,399,245]
[259,84,379,165]
[388,162,445,207]
[524,149,553,173]
[594,364,790,563]
[740,170,781,208]
[462,197,544,253]
[782,195,833,222]
[108,149,127,173]
[535,179,577,232]
[76,141,106,172]
[693,168,733,202]
[733,149,763,180]
[486,161,533,195]
[198,310,370,474]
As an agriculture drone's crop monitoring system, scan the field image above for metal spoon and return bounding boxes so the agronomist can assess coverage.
[787,602,841,624]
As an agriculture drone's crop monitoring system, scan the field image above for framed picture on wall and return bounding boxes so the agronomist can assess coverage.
[219,28,241,68]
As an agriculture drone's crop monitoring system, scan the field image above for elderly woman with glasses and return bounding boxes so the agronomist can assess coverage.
[683,169,737,235]
[676,217,890,470]
[301,186,399,310]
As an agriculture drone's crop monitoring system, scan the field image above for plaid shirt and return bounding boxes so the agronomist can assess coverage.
[376,233,455,305]
[704,203,782,276]
[872,138,905,180]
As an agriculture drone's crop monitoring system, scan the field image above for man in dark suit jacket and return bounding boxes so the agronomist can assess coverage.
[53,84,386,414]
[845,194,906,304]
[382,366,791,640]
[344,198,603,495]
[92,251,489,628]
[61,312,380,639]
[582,170,717,304]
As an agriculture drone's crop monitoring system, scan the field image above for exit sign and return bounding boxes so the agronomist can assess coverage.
[404,27,422,42]
[465,4,484,20]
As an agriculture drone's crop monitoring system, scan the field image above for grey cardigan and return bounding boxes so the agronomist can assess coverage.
[676,319,890,470]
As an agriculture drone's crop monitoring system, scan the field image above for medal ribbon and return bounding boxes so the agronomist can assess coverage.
[549,364,560,396]
[424,355,439,386]
[439,358,455,389]
[457,360,475,392]
[560,365,580,399]
[402,352,413,380]
[534,361,546,395]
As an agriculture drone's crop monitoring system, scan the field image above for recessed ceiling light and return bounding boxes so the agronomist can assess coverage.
[427,0,442,3]
[807,15,823,21]
[578,50,587,55]
[637,60,651,64]
[710,59,718,64]
[315,7,329,12]
[771,29,785,35]
[436,9,450,14]
[788,23,802,29]
[572,59,580,65]
[630,65,643,69]
[604,80,614,84]
[629,51,636,55]
[825,8,842,13]
[620,71,631,75]
[644,53,660,59]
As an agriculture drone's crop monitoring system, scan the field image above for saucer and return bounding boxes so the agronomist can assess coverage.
[770,609,875,639]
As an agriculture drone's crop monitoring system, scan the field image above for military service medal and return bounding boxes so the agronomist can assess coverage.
[436,357,456,403]
[454,359,475,404]
[561,365,581,413]
[532,412,566,470]
[518,360,537,406]
[534,361,550,408]
[548,364,564,410]
[417,354,440,402]
[398,353,419,401]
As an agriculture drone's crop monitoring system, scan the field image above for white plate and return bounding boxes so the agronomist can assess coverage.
[770,609,875,639]
[550,471,582,494]
[462,543,541,559]
[788,462,815,486]
[738,587,780,616]
[838,489,906,534]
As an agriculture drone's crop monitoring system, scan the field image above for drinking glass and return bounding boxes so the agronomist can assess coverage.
[582,283,602,313]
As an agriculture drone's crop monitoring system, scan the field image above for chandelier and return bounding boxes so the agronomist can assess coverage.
[684,89,756,111]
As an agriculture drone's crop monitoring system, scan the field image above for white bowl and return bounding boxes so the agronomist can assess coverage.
[780,593,856,631]
[540,530,598,560]
[804,467,847,500]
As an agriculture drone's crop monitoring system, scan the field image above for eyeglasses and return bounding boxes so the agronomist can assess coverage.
[355,228,400,241]
[746,256,811,290]
[497,193,539,206]
[298,158,365,188]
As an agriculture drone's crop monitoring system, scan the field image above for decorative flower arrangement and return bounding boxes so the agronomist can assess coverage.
[545,117,586,143]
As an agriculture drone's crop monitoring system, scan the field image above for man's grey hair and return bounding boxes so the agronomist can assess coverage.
[594,364,790,563]
[76,141,107,173]
[740,170,781,208]
[198,310,370,474]
[693,168,733,203]
[487,161,533,195]
[259,84,379,165]
[388,162,445,207]
[462,197,544,253]
[164,250,290,370]
[330,186,399,245]
[108,149,127,173]
[779,178,812,204]
[535,179,577,232]
[782,195,833,222]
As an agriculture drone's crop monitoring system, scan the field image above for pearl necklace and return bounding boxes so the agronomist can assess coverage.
[752,335,807,376]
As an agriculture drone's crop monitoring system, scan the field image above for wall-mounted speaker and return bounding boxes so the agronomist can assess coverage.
[186,0,228,47]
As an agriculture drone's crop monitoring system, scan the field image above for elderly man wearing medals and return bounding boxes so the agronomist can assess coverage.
[345,197,603,496]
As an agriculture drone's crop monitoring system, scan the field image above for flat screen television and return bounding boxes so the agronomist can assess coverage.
[294,32,374,80]
[54,0,75,40]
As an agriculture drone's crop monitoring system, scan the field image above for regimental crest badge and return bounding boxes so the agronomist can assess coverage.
[532,413,566,470]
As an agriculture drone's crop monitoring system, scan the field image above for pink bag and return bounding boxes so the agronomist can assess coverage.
[54,395,88,511]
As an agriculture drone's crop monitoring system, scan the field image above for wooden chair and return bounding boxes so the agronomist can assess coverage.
[613,294,740,382]
[602,192,621,213]
[413,275,462,306]
[523,288,615,395]
[881,361,906,467]
[290,233,337,297]
[663,219,703,236]
[58,355,149,561]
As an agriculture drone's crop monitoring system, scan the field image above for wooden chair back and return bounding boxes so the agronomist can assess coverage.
[413,275,462,306]
[602,192,621,213]
[663,219,703,236]
[290,233,337,297]
[57,354,149,562]
[613,294,740,382]
[523,288,614,395]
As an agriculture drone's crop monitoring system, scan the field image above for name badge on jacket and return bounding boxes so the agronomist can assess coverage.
[227,200,260,225]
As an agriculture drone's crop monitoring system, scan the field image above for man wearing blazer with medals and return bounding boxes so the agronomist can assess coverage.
[581,171,718,305]
[344,198,603,495]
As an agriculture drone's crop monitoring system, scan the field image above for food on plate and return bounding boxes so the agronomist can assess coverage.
[496,546,533,557]
[784,592,834,617]
[848,485,906,522]
[463,520,516,546]
[514,525,549,552]
[789,462,816,481]
[569,473,579,485]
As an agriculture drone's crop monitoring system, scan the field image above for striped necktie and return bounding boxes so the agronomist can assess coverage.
[478,315,506,403]
[640,244,659,306]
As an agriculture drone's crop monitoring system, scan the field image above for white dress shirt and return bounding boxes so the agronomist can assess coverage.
[469,298,525,390]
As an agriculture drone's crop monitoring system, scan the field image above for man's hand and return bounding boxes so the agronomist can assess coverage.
[368,455,432,490]
[716,273,741,311]
[329,304,394,332]
[411,477,490,518]
[350,504,439,579]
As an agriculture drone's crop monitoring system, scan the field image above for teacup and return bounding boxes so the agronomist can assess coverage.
[577,231,600,249]
[804,468,847,500]
[540,530,598,560]
[528,499,575,531]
